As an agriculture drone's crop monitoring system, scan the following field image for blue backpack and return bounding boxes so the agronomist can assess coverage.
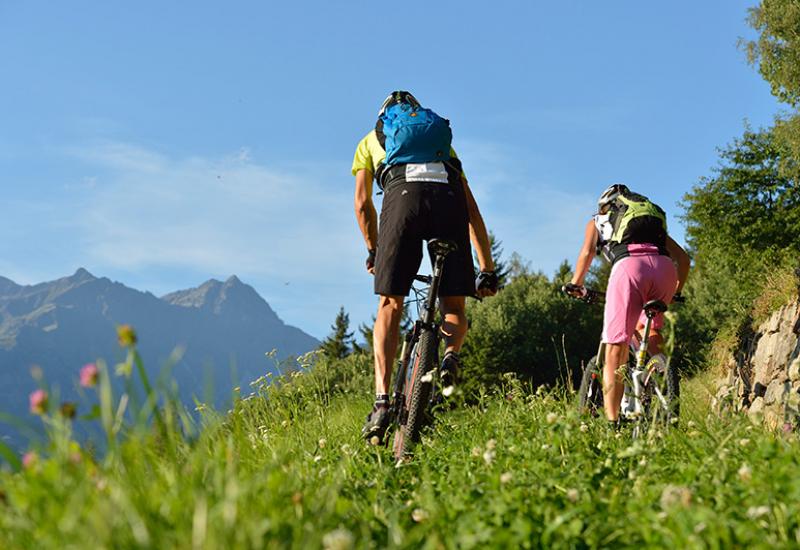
[376,103,452,166]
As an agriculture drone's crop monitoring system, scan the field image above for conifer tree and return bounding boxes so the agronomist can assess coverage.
[320,306,354,359]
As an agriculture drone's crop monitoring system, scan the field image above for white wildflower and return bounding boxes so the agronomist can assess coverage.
[746,505,770,519]
[659,485,692,509]
[566,489,579,503]
[322,528,354,550]
[483,449,496,465]
[580,423,589,433]
[500,472,513,484]
[546,412,558,424]
[738,464,752,482]
[411,508,429,522]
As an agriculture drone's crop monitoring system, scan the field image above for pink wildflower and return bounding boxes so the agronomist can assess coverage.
[29,389,48,415]
[22,451,38,469]
[80,363,99,387]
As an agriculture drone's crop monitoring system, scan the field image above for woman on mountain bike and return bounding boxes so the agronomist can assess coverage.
[565,184,690,424]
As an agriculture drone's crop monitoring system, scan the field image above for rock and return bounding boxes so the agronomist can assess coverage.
[748,396,764,421]
[763,379,787,406]
[789,357,800,382]
[716,299,800,430]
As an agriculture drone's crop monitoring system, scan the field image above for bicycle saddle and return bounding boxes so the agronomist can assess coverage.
[643,300,668,318]
[427,239,458,258]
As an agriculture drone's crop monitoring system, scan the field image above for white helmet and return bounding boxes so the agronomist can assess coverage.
[597,183,630,213]
[378,90,421,116]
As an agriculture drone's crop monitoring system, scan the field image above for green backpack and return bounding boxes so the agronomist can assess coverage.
[599,192,668,263]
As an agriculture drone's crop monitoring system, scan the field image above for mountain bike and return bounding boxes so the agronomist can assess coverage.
[390,239,459,460]
[564,284,681,438]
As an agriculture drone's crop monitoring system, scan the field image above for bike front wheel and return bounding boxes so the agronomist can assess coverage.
[577,356,604,416]
[393,328,438,460]
[645,357,680,430]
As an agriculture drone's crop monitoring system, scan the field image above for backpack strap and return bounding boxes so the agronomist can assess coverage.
[375,118,386,150]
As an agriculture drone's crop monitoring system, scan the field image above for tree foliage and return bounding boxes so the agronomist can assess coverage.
[745,0,800,175]
[319,306,354,360]
[460,267,603,395]
[676,128,800,368]
[681,129,800,256]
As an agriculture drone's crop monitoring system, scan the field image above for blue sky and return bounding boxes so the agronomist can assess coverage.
[0,1,781,339]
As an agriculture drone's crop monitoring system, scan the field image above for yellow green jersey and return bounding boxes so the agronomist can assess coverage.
[351,130,463,178]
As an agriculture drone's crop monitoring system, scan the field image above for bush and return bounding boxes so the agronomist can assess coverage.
[460,271,602,396]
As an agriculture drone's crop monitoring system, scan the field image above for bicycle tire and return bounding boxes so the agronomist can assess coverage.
[393,329,438,460]
[665,362,680,419]
[577,356,604,416]
[645,358,680,429]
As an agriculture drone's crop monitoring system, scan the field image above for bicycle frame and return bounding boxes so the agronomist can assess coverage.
[389,244,450,440]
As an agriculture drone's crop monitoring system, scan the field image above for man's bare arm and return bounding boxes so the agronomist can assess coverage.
[354,169,378,272]
[461,177,495,273]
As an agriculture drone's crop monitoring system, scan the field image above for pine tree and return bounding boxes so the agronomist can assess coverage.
[319,306,354,359]
[475,230,509,287]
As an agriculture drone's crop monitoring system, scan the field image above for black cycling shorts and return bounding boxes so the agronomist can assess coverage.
[374,180,474,297]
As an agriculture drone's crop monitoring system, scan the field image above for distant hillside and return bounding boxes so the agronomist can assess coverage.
[0,269,319,447]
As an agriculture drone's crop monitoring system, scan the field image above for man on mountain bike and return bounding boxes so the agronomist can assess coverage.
[566,184,690,424]
[353,91,498,443]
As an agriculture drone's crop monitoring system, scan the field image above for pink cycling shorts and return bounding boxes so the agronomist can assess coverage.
[602,245,678,344]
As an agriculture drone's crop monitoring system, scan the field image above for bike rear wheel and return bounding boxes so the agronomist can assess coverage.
[393,329,438,460]
[577,356,604,416]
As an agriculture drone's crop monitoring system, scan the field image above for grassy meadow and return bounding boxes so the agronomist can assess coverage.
[1,335,799,550]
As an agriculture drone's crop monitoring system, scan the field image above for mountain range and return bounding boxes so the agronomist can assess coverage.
[0,269,319,447]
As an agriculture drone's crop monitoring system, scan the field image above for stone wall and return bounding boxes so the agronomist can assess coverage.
[713,300,800,430]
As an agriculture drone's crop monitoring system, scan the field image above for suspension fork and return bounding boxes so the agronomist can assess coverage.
[391,331,413,418]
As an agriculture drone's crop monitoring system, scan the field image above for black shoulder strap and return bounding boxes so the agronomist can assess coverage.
[375,119,386,149]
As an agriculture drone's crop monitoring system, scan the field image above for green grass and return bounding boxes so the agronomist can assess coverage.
[1,349,800,549]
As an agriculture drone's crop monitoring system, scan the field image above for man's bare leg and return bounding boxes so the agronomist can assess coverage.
[603,342,629,421]
[372,295,404,394]
[439,296,468,354]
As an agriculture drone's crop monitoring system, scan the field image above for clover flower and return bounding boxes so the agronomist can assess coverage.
[60,402,77,419]
[22,451,38,470]
[738,464,752,482]
[117,324,137,347]
[411,508,429,522]
[322,528,354,550]
[79,363,99,387]
[29,389,48,415]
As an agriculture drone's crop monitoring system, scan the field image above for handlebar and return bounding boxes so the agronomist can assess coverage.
[562,284,606,305]
[561,284,686,306]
